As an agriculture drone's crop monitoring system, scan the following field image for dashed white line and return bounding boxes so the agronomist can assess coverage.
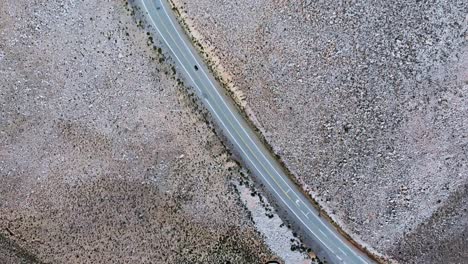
[319,229,328,238]
[339,247,349,257]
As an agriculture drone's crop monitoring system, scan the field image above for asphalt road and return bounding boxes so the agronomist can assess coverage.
[139,1,375,263]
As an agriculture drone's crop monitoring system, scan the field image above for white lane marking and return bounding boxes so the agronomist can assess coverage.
[319,229,328,238]
[144,3,203,96]
[141,1,201,90]
[146,2,368,263]
[339,247,349,257]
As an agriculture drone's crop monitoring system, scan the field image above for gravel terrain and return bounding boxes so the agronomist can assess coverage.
[0,0,278,263]
[171,0,468,262]
[0,233,42,264]
[236,174,314,264]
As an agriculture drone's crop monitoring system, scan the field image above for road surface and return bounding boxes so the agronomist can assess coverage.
[139,0,376,263]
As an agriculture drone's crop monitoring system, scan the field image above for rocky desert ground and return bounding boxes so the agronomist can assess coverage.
[0,0,306,263]
[171,0,467,262]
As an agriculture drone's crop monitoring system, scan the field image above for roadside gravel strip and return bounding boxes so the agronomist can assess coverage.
[138,0,376,263]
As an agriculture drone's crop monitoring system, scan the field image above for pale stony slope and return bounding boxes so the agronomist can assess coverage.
[0,0,277,263]
[172,0,468,262]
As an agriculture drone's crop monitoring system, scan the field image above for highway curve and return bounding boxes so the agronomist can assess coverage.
[139,0,376,263]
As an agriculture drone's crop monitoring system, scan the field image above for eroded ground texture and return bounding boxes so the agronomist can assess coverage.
[172,0,468,262]
[0,0,278,263]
